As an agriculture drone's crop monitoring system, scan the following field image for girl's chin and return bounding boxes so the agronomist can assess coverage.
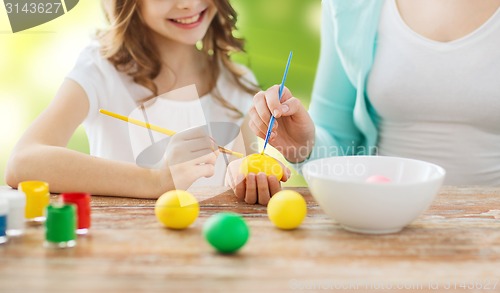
[167,31,209,46]
[152,30,207,47]
[172,36,205,46]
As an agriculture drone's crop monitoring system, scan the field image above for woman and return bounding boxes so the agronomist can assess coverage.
[235,0,500,202]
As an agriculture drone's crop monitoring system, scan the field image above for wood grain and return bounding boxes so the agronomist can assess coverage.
[1,186,500,292]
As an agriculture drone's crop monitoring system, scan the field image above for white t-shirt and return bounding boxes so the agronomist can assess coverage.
[367,0,500,186]
[66,42,256,187]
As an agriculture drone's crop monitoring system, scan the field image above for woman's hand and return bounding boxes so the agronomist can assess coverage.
[225,158,291,206]
[249,85,315,162]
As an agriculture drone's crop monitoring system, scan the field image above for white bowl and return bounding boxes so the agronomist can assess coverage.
[302,156,445,234]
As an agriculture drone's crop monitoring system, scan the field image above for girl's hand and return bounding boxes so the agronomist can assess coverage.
[160,126,219,191]
[249,85,315,162]
[225,158,291,206]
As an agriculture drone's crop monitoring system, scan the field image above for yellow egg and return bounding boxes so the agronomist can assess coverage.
[267,190,307,230]
[155,190,199,229]
[239,153,284,180]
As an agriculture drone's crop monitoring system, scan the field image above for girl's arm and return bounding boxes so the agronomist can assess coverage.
[5,80,192,198]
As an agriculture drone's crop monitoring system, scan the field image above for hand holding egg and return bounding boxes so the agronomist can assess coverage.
[225,154,290,205]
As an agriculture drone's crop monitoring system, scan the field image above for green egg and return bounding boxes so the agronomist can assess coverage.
[203,213,249,254]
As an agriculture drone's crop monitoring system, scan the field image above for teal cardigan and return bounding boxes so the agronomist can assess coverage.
[306,0,385,161]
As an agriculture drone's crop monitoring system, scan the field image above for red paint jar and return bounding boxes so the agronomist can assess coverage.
[61,193,91,235]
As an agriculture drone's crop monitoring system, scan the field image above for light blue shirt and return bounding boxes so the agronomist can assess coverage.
[307,0,385,161]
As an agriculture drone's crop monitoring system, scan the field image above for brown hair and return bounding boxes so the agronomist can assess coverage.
[98,0,258,116]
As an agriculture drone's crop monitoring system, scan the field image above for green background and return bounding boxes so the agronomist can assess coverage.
[0,0,321,187]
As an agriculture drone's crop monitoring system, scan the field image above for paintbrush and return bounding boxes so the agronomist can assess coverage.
[261,51,293,155]
[99,109,244,158]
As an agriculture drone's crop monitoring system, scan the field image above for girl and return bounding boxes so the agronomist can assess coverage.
[6,0,288,199]
[240,0,500,202]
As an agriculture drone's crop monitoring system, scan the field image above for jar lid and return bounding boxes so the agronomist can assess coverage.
[0,189,26,208]
[18,181,49,196]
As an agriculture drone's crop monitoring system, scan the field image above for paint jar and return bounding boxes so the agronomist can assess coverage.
[0,188,26,236]
[19,181,50,223]
[45,204,77,249]
[0,198,8,244]
[61,193,91,235]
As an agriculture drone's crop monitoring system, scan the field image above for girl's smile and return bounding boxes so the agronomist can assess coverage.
[168,8,208,29]
[140,0,217,46]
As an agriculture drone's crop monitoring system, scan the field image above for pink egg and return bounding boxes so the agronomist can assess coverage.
[366,175,392,183]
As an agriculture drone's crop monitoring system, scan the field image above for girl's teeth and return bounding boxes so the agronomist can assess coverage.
[173,14,200,24]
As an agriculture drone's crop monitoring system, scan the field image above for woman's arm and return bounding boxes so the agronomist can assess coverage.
[307,0,363,160]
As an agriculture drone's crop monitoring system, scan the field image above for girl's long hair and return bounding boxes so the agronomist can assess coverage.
[98,0,257,116]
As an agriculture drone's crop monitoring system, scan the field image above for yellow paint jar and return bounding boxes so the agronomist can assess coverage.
[18,181,50,223]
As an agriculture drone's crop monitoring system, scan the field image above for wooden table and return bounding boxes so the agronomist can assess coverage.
[1,186,500,292]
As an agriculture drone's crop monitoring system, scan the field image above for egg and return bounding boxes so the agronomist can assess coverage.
[267,190,307,230]
[365,175,392,183]
[155,190,199,229]
[203,213,249,254]
[239,153,283,180]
